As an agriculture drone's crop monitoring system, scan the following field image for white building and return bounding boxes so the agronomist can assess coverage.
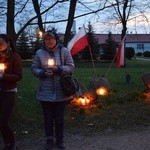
[95,34,150,53]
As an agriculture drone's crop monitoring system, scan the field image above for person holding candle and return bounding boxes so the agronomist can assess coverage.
[0,34,22,150]
[31,28,75,150]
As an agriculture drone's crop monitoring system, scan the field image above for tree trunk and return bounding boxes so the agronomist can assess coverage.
[63,0,77,47]
[32,0,44,33]
[7,0,17,48]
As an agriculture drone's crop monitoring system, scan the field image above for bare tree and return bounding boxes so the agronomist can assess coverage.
[3,0,149,48]
[63,0,77,46]
[32,0,44,33]
[7,0,16,46]
[5,0,67,46]
[112,0,133,39]
[5,0,113,47]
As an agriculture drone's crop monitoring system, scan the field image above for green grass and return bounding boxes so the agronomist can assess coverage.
[12,59,150,137]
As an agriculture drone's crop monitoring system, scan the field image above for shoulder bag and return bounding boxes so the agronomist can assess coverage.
[59,49,79,96]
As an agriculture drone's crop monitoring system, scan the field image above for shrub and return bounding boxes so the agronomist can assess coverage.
[136,52,143,56]
[143,51,150,57]
[125,47,135,59]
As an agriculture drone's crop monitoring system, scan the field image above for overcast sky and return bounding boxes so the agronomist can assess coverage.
[57,0,150,34]
[71,0,150,34]
[0,0,149,35]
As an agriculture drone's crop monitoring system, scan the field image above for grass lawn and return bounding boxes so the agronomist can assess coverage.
[12,59,150,138]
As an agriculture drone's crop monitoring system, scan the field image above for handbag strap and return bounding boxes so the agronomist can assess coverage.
[59,48,73,76]
[59,48,63,66]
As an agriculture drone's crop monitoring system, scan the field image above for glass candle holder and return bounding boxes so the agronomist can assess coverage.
[0,63,5,74]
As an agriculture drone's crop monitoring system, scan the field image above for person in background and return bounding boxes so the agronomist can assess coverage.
[0,34,22,150]
[31,29,74,150]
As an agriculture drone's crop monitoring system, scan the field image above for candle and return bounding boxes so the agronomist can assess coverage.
[77,97,91,106]
[80,98,86,105]
[48,58,55,67]
[96,87,108,96]
[0,63,5,74]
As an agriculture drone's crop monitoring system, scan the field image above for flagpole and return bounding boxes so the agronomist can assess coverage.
[88,45,97,76]
[104,48,118,78]
[124,37,126,67]
[117,34,127,68]
[83,25,97,76]
[104,34,127,77]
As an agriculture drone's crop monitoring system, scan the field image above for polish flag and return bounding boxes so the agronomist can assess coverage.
[67,26,89,56]
[116,35,127,68]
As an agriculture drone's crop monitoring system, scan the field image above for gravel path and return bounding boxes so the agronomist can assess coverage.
[1,127,150,150]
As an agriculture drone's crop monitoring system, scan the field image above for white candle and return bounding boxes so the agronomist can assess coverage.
[0,63,5,73]
[48,58,55,67]
[80,98,86,105]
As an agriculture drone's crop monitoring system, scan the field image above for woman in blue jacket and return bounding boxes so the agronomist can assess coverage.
[31,29,74,150]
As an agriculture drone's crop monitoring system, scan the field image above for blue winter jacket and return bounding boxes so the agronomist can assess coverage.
[31,45,75,102]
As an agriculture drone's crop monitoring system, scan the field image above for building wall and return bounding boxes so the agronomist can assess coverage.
[126,43,150,53]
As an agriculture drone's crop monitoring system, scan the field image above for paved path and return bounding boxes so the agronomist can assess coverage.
[1,127,150,150]
[136,57,150,61]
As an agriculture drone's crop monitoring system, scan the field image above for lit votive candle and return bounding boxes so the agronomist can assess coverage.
[0,63,5,74]
[96,87,107,96]
[80,97,86,106]
[48,58,55,68]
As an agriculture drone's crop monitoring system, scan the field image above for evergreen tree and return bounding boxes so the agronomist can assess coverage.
[80,22,100,61]
[16,31,32,59]
[101,32,118,60]
[31,37,43,55]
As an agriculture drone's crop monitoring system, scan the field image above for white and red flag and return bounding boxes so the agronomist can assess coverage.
[116,35,127,68]
[67,25,89,56]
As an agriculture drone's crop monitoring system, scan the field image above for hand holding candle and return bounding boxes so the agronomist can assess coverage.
[45,58,55,77]
[48,58,55,68]
[0,63,5,74]
[47,58,59,73]
[0,63,5,79]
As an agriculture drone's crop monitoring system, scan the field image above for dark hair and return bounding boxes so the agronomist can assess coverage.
[0,34,15,52]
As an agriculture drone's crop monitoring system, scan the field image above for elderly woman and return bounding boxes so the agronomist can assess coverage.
[31,29,74,150]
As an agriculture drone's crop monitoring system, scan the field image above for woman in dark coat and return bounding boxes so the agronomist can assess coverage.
[0,34,22,150]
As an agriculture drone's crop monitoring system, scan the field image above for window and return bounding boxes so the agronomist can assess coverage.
[137,44,144,50]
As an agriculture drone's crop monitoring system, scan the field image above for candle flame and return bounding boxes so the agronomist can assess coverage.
[81,98,86,105]
[73,91,97,106]
[96,87,108,96]
[0,63,5,73]
[76,96,91,106]
[48,59,55,66]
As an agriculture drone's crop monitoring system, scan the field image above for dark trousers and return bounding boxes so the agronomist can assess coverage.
[40,101,66,143]
[0,91,16,146]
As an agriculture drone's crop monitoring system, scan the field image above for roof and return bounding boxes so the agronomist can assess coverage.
[94,34,150,44]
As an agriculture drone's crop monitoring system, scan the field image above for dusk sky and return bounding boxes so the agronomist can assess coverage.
[69,0,150,34]
[0,0,149,35]
[47,0,150,34]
